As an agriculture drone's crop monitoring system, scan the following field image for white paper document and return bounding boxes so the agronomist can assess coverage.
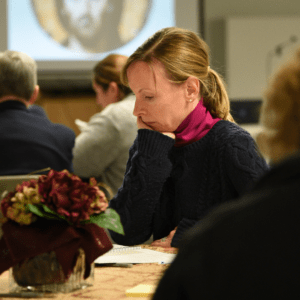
[95,244,176,264]
[75,119,89,131]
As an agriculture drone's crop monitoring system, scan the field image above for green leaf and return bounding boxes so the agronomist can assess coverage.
[26,204,70,224]
[26,204,46,218]
[89,208,124,235]
[41,205,70,223]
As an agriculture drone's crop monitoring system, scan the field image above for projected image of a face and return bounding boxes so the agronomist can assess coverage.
[62,0,108,38]
[57,0,123,52]
[30,0,153,54]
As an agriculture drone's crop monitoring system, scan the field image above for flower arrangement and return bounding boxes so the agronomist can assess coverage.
[0,169,123,233]
[0,169,124,292]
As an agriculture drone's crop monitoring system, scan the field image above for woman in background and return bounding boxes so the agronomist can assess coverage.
[73,54,137,196]
[108,27,269,248]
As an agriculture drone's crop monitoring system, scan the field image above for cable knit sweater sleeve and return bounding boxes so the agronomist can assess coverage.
[109,129,174,245]
[223,128,269,196]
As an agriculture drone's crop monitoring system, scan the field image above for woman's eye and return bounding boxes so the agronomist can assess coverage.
[145,96,153,100]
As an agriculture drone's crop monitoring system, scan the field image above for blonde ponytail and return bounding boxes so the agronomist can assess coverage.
[202,68,235,122]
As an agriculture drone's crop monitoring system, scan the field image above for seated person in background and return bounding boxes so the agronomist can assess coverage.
[0,50,75,175]
[108,27,269,248]
[152,46,300,300]
[72,54,137,196]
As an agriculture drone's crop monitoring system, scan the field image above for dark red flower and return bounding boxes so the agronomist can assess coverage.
[38,170,107,226]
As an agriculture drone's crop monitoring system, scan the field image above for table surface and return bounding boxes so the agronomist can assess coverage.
[0,246,177,300]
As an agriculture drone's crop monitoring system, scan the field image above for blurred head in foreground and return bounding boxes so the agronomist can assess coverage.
[257,47,300,164]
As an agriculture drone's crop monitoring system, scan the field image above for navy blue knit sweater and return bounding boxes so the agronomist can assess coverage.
[109,120,269,247]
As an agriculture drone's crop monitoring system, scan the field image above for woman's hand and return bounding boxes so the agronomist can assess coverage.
[161,132,175,139]
[137,117,175,139]
[151,227,177,248]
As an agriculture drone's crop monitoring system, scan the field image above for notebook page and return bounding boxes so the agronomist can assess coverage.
[95,245,176,264]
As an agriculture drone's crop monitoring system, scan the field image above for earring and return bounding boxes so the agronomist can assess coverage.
[188,99,193,102]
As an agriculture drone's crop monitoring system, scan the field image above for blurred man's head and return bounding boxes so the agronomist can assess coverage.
[0,50,38,101]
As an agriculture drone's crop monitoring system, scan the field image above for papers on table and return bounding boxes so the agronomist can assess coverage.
[126,284,156,297]
[95,244,176,265]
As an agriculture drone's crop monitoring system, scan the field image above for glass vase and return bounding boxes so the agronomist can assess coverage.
[8,248,94,293]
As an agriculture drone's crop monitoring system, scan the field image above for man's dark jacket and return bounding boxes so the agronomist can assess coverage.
[0,101,75,175]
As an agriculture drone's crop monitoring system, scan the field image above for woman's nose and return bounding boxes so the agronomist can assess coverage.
[133,99,145,117]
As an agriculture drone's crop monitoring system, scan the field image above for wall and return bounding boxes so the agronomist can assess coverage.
[37,92,99,136]
[226,17,300,99]
[205,0,300,82]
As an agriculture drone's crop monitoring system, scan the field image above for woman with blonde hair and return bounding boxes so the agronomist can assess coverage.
[73,54,137,197]
[109,27,269,247]
[152,47,300,300]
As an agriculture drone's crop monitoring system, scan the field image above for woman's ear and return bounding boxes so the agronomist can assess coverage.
[108,82,120,101]
[185,76,200,101]
[108,81,118,94]
[92,81,100,92]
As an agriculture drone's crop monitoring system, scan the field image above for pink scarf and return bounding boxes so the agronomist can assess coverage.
[174,99,221,147]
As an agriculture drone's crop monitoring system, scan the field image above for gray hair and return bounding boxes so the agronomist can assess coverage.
[0,50,37,100]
